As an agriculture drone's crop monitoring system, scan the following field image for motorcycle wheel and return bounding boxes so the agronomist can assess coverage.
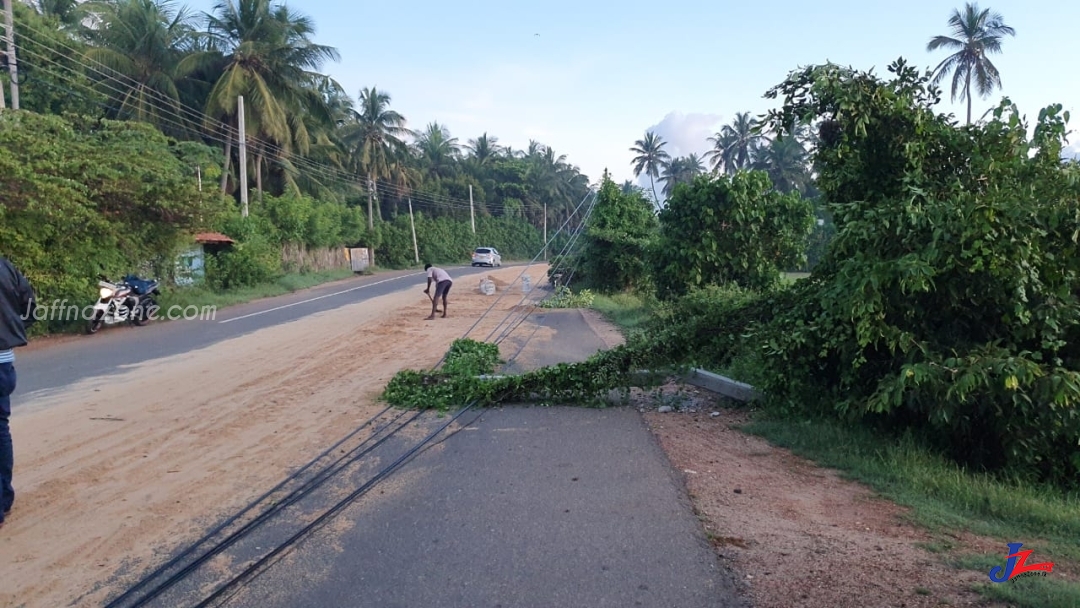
[87,310,104,334]
[132,298,157,326]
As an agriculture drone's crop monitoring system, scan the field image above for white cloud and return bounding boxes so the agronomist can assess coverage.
[645,111,724,160]
[630,111,724,192]
[1064,143,1080,160]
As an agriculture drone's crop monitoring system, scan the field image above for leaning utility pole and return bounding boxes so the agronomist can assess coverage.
[468,185,475,234]
[3,0,19,110]
[237,95,249,217]
[543,202,548,261]
[408,197,419,264]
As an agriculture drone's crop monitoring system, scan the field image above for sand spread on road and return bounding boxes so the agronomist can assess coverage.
[0,265,550,608]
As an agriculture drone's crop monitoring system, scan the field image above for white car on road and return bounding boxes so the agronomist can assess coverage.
[471,247,501,267]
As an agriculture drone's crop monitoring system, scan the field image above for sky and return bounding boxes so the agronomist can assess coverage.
[180,0,1080,188]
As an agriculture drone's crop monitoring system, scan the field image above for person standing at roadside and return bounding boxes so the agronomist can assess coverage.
[424,264,452,320]
[0,256,35,528]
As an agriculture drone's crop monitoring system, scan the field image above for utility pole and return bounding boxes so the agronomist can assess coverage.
[408,197,419,265]
[196,166,202,191]
[468,184,475,234]
[366,177,375,231]
[237,95,248,217]
[3,0,19,110]
[543,202,548,261]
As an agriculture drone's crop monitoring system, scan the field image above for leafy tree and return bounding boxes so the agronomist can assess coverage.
[413,121,461,180]
[927,2,1016,125]
[569,172,657,293]
[651,170,813,299]
[0,112,227,330]
[749,130,813,195]
[758,57,1080,486]
[464,132,499,168]
[7,1,107,115]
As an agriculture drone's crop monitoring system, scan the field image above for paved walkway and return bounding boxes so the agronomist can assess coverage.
[230,405,745,608]
[221,310,744,608]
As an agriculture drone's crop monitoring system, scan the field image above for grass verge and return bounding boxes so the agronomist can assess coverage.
[738,413,1080,607]
[590,292,653,334]
[591,289,1080,607]
[158,268,361,313]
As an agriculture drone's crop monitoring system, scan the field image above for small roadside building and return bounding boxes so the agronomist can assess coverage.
[175,232,235,286]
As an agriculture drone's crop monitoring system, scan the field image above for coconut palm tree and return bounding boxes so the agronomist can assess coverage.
[659,154,705,198]
[188,0,341,198]
[927,2,1016,125]
[629,131,670,209]
[342,85,411,229]
[705,112,764,174]
[82,0,198,136]
[413,121,461,180]
[464,132,500,167]
[750,134,810,194]
[32,0,92,32]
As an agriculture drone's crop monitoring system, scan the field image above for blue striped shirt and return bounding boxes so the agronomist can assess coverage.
[0,349,12,364]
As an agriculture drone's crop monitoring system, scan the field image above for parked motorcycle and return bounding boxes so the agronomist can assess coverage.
[87,274,161,334]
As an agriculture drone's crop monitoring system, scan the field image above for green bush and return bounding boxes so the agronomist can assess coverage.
[751,58,1080,487]
[0,111,227,333]
[651,170,813,299]
[203,215,282,290]
[572,174,657,294]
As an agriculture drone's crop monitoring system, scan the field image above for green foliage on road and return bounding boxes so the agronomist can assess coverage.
[387,57,1080,494]
[537,287,596,309]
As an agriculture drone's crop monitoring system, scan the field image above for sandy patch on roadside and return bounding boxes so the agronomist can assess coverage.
[639,390,1002,608]
[0,265,546,608]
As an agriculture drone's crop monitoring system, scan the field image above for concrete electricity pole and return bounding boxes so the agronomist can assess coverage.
[408,198,419,264]
[469,185,475,234]
[543,202,548,261]
[237,95,249,217]
[3,0,19,110]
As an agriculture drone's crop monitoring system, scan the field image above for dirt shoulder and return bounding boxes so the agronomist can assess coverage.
[634,382,1004,608]
[0,265,546,608]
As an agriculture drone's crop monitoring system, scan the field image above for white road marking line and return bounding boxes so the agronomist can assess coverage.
[217,273,422,324]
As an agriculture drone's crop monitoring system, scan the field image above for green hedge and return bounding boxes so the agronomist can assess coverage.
[374,213,545,269]
[0,111,227,333]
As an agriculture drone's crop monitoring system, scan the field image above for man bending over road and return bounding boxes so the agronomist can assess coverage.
[424,264,452,320]
[0,255,36,528]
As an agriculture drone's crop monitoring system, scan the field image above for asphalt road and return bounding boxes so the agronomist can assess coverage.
[21,274,746,607]
[111,310,745,608]
[12,264,524,401]
[226,405,746,608]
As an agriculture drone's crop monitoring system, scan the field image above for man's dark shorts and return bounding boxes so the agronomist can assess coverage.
[434,280,452,298]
